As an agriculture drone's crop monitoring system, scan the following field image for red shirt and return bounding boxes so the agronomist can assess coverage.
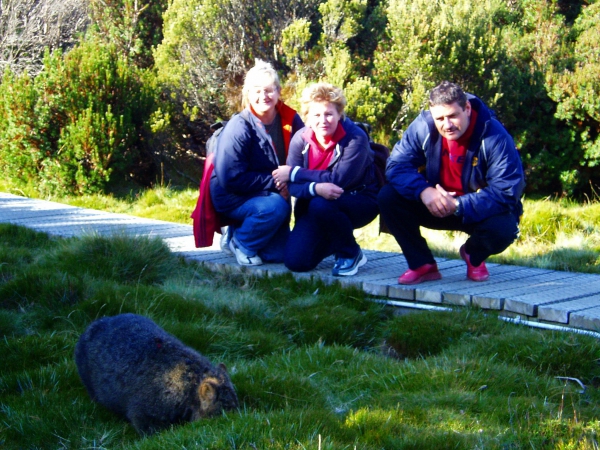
[303,123,346,170]
[439,109,478,196]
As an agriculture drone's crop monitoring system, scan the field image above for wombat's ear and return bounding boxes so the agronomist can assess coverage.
[218,363,228,372]
[199,381,217,409]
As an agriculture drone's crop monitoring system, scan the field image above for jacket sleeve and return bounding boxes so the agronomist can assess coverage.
[213,116,276,195]
[459,123,525,224]
[385,114,433,201]
[288,124,372,199]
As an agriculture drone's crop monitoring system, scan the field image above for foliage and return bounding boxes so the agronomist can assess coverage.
[370,0,596,193]
[0,69,41,181]
[2,226,600,448]
[154,0,322,120]
[88,0,169,68]
[546,1,600,194]
[0,38,158,195]
[1,0,600,195]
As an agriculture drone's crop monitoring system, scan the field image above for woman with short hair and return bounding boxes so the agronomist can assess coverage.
[273,83,379,276]
[210,60,304,266]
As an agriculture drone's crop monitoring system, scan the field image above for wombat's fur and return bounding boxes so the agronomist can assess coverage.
[75,313,239,435]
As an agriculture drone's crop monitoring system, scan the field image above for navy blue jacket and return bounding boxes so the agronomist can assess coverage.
[286,117,378,200]
[386,94,525,224]
[210,107,304,213]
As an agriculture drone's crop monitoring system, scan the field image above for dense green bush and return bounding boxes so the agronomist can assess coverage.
[546,1,600,194]
[0,38,158,195]
[1,0,599,196]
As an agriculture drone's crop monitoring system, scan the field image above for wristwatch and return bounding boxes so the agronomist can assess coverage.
[454,198,462,216]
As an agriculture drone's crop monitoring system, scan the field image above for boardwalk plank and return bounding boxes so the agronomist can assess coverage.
[503,276,600,316]
[569,307,600,331]
[3,192,600,333]
[538,294,600,323]
[469,270,581,310]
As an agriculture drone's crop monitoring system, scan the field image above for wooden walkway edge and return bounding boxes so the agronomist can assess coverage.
[2,192,600,334]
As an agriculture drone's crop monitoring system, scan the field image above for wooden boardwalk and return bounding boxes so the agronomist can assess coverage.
[2,192,600,334]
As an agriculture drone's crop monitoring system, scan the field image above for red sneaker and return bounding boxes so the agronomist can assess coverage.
[398,263,442,285]
[460,245,489,281]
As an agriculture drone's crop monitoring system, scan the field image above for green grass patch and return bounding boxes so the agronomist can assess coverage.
[2,226,600,448]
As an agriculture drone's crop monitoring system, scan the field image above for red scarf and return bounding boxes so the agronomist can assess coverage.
[440,109,478,196]
[303,123,346,170]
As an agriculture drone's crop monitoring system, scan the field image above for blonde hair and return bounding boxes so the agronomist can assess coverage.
[241,59,281,109]
[299,83,347,122]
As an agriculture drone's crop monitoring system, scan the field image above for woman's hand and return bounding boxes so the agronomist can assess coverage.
[315,183,344,200]
[272,165,292,190]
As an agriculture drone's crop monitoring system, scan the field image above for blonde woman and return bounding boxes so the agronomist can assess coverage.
[210,60,304,265]
[273,83,379,276]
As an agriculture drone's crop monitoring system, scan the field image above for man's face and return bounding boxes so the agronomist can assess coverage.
[430,100,471,141]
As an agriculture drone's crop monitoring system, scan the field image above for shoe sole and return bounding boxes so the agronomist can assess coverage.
[229,239,263,266]
[467,273,489,282]
[398,271,442,285]
[334,252,368,277]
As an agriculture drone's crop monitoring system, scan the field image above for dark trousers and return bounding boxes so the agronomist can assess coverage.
[377,184,519,268]
[284,192,379,272]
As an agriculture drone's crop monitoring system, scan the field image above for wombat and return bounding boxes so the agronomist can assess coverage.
[75,313,239,435]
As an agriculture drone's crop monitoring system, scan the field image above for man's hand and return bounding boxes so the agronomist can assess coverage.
[279,184,290,201]
[420,184,458,218]
[315,183,344,200]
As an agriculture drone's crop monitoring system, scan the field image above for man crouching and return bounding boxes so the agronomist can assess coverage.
[378,81,525,284]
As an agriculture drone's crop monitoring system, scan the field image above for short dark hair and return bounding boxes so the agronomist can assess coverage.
[429,81,468,109]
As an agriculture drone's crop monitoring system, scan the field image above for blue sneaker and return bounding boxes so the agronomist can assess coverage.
[332,249,367,276]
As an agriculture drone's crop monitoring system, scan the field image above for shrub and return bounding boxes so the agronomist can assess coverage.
[545,1,600,195]
[88,0,169,68]
[0,69,43,182]
[0,38,158,195]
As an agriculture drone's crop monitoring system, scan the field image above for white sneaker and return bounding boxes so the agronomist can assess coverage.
[228,239,263,266]
[220,226,232,255]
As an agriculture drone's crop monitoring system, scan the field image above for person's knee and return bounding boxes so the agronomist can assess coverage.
[306,197,336,219]
[496,225,519,251]
[254,195,290,221]
[474,214,520,255]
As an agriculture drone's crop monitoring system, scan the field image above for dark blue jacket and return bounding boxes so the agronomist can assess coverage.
[210,106,303,213]
[386,94,525,224]
[286,117,378,200]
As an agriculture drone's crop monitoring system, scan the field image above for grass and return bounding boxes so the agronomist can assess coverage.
[2,224,600,448]
[3,180,599,274]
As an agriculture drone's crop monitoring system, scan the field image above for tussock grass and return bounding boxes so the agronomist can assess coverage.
[2,227,600,448]
[4,183,600,272]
